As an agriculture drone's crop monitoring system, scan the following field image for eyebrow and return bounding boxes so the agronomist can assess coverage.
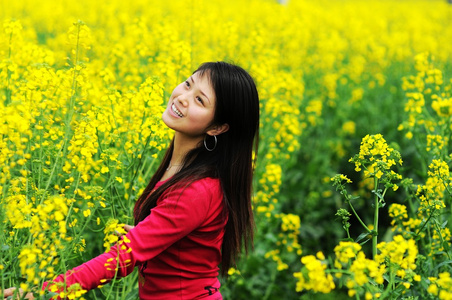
[190,76,211,104]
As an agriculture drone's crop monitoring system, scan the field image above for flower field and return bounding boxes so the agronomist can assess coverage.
[1,0,452,299]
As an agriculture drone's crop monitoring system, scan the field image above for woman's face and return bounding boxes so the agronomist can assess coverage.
[162,71,217,139]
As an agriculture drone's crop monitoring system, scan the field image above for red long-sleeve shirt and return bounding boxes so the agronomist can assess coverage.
[45,177,227,299]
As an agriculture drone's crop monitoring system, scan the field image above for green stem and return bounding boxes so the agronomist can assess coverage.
[64,172,82,237]
[405,186,416,217]
[0,219,4,294]
[127,134,152,210]
[5,32,13,105]
[414,208,436,237]
[379,266,395,299]
[40,23,83,204]
[37,127,44,190]
[39,142,66,204]
[434,221,452,261]
[347,199,371,233]
[69,206,97,249]
[373,177,379,259]
[142,154,158,180]
[105,246,121,300]
[262,266,277,300]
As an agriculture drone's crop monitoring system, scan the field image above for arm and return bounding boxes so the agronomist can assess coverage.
[44,179,216,293]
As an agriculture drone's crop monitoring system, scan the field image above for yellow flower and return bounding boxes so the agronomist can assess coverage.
[334,241,361,264]
[375,235,418,272]
[228,267,241,276]
[294,255,335,293]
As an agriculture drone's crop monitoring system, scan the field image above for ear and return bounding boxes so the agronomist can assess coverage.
[206,123,229,136]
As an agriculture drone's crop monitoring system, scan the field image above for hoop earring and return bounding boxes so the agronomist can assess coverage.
[204,135,217,151]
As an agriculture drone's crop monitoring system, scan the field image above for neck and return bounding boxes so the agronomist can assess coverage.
[170,132,203,165]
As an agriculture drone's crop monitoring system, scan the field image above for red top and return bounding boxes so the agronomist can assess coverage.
[45,177,227,299]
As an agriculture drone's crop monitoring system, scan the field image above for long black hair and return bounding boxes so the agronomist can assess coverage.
[133,61,260,277]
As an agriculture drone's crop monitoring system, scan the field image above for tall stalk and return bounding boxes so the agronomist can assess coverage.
[372,177,379,259]
[40,21,83,204]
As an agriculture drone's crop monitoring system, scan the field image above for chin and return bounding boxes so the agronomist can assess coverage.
[162,113,176,130]
[162,111,171,126]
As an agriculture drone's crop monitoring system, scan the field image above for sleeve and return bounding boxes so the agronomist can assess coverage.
[43,179,216,294]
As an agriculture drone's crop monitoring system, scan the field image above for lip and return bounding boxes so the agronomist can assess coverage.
[170,102,184,118]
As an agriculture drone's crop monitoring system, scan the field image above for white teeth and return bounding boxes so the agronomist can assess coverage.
[172,104,183,117]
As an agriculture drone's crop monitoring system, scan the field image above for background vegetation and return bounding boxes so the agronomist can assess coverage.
[1,0,452,299]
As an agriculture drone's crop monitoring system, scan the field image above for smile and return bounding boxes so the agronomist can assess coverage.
[171,103,184,117]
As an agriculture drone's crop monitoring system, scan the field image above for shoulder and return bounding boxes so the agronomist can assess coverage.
[157,177,224,216]
[160,177,223,200]
[192,177,221,190]
[180,177,222,198]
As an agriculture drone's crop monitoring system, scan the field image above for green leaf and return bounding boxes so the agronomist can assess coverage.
[434,260,452,271]
[443,241,451,252]
[339,237,355,242]
[44,292,59,300]
[355,232,371,243]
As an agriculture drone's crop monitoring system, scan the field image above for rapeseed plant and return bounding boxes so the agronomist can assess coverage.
[2,0,452,298]
[296,57,452,299]
[293,252,335,294]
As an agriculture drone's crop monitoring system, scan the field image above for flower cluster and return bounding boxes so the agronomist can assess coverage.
[3,0,452,298]
[296,237,419,298]
[276,213,302,256]
[5,196,70,294]
[349,134,402,188]
[293,252,335,293]
[428,272,452,300]
[375,236,418,282]
[399,53,452,159]
[103,219,127,252]
[416,161,448,218]
[48,282,87,300]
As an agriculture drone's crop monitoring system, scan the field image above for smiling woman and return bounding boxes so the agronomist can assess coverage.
[162,71,227,151]
[1,61,260,300]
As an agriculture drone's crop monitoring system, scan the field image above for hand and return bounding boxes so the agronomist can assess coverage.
[2,287,35,299]
[124,224,134,232]
[114,224,134,237]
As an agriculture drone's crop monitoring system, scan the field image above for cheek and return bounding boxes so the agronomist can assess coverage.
[167,87,179,103]
[172,84,185,95]
[190,110,214,126]
[202,111,216,126]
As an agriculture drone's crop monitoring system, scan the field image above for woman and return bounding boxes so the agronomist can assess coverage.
[3,61,260,299]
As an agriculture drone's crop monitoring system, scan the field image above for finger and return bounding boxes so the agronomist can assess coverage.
[2,287,16,297]
[124,224,134,232]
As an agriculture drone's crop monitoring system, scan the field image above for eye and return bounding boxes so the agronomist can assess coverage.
[185,80,190,88]
[196,96,204,105]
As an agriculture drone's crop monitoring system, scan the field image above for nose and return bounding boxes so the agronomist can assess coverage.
[177,92,190,107]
